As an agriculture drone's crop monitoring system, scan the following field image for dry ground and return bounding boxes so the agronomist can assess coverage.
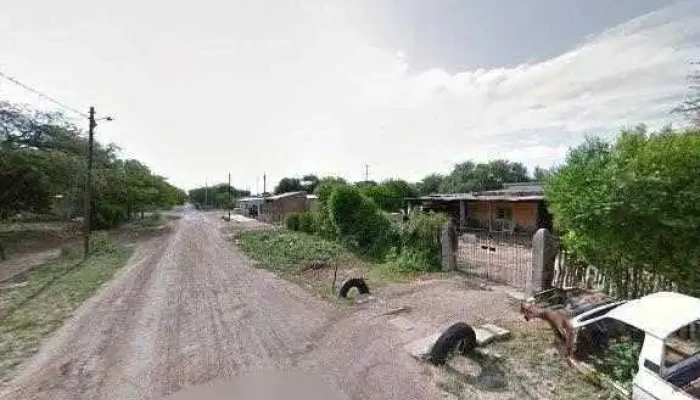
[1,211,602,400]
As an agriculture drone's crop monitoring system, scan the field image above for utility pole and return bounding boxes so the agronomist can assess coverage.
[83,107,96,257]
[364,164,370,182]
[204,181,208,210]
[228,173,232,220]
[263,173,267,196]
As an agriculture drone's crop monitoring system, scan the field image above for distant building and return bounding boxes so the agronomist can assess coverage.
[409,182,552,234]
[237,196,264,217]
[259,191,310,224]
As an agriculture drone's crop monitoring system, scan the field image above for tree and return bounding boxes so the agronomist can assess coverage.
[360,179,416,212]
[188,184,249,209]
[300,174,319,193]
[545,127,700,297]
[274,177,303,194]
[0,100,187,227]
[533,166,556,182]
[415,174,444,195]
[438,160,530,193]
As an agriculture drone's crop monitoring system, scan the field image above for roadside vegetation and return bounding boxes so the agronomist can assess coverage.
[0,233,131,381]
[545,126,700,298]
[0,101,186,259]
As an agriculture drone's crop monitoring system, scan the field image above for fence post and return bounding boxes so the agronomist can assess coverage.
[527,228,557,295]
[440,218,457,271]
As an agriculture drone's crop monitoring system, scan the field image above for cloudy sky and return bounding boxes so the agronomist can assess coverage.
[1,0,698,190]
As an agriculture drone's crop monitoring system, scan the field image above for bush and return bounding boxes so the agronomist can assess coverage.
[592,337,641,386]
[89,231,117,254]
[385,248,438,273]
[328,186,394,258]
[398,212,447,269]
[298,212,316,234]
[545,127,700,297]
[284,213,301,231]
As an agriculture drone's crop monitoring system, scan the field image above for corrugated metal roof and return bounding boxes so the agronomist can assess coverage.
[265,191,307,200]
[238,197,264,203]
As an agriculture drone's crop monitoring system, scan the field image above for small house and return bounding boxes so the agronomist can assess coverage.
[237,196,265,217]
[259,191,310,224]
[411,182,552,234]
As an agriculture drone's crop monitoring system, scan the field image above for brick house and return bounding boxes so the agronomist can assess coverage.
[412,182,552,234]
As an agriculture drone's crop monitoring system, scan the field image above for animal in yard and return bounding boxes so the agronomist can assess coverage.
[521,303,574,355]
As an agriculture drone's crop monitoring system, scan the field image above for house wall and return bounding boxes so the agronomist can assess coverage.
[511,202,538,230]
[261,194,308,224]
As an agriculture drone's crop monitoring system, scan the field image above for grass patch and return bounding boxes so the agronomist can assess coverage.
[492,326,613,400]
[238,229,353,273]
[0,245,132,381]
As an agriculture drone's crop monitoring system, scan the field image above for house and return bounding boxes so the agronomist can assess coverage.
[411,182,552,234]
[259,191,310,224]
[237,196,265,217]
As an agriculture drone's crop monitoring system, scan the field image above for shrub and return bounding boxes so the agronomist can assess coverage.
[592,337,641,386]
[328,186,394,258]
[545,127,700,297]
[313,206,337,240]
[385,248,438,273]
[298,212,316,234]
[89,231,117,254]
[284,212,301,231]
[398,212,447,269]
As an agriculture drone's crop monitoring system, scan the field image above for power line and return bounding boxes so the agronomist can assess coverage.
[0,68,88,118]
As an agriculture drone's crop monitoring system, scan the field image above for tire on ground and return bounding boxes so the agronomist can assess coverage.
[429,322,477,365]
[338,278,370,299]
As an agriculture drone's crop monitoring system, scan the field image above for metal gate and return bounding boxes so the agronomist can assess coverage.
[456,230,533,290]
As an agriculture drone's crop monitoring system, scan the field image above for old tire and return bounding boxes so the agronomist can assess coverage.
[338,278,370,299]
[429,322,477,365]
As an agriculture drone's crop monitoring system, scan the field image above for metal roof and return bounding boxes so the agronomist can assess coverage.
[265,191,307,201]
[607,292,700,339]
[238,197,264,203]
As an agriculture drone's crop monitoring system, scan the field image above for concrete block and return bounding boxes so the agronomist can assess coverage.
[481,324,511,340]
[474,324,510,346]
[405,333,441,360]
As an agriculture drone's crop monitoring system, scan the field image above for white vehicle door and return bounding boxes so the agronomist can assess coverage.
[633,336,695,400]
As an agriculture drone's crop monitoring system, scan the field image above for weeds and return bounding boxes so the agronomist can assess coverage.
[0,242,131,381]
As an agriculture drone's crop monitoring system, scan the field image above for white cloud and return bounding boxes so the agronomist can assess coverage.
[1,0,698,189]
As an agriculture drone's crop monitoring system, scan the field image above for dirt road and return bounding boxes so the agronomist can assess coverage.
[1,211,523,400]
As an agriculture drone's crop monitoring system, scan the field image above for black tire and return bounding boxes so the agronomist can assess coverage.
[338,278,370,298]
[429,322,477,365]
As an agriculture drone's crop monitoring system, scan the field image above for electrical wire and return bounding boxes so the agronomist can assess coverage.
[0,68,88,118]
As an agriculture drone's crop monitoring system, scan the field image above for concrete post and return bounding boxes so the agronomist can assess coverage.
[459,200,466,230]
[527,228,557,295]
[440,219,458,271]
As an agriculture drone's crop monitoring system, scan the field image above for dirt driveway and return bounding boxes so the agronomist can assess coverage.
[1,211,524,400]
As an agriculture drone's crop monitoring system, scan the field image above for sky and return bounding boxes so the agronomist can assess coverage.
[1,0,698,191]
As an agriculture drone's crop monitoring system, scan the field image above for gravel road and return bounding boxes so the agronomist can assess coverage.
[1,211,522,400]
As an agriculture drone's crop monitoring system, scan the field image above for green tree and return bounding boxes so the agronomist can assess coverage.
[300,174,319,193]
[274,177,303,194]
[545,127,700,297]
[439,160,530,193]
[360,179,416,212]
[415,174,444,195]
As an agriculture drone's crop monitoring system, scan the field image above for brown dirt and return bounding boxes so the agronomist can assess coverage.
[0,248,62,282]
[0,211,528,400]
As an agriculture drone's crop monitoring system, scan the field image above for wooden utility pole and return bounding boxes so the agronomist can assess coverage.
[228,173,232,220]
[263,173,267,195]
[83,107,96,257]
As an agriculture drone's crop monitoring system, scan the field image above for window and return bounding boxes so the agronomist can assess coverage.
[663,321,700,369]
[496,206,511,219]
